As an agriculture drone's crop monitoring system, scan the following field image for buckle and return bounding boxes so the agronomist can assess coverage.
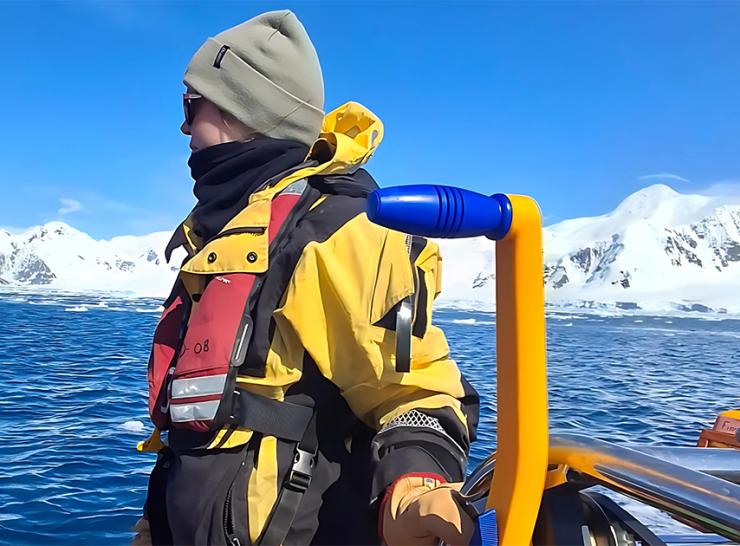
[287,448,314,492]
[160,367,176,414]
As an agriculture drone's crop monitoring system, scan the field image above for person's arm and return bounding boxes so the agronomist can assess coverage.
[276,213,479,544]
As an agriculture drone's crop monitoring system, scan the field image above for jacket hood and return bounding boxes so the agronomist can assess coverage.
[306,101,384,175]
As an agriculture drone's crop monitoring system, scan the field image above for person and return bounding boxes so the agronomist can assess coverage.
[134,10,479,546]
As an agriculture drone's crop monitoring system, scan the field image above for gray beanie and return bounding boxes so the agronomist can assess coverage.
[184,10,324,146]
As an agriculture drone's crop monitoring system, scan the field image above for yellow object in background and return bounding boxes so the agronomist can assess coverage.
[697,408,740,449]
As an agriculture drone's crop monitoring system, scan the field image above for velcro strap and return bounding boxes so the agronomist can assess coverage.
[229,387,313,442]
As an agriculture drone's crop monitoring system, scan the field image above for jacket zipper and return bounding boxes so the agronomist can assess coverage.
[224,453,248,546]
[204,226,265,246]
[223,486,240,546]
[256,160,318,193]
[237,187,320,376]
[249,187,318,306]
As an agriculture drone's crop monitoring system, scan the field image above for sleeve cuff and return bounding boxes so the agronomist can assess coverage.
[371,445,450,502]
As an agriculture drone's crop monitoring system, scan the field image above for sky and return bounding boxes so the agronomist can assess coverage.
[1,1,739,239]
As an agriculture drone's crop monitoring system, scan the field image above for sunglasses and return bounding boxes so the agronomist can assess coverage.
[183,92,203,125]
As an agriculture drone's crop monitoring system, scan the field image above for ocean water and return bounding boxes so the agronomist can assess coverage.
[1,291,738,545]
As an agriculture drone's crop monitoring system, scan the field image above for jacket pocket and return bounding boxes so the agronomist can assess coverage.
[369,230,415,328]
[370,232,441,341]
[165,446,251,546]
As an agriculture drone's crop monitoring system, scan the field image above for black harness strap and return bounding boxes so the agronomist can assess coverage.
[228,387,313,443]
[256,414,318,546]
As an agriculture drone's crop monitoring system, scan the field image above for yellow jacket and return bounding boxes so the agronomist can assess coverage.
[147,102,478,545]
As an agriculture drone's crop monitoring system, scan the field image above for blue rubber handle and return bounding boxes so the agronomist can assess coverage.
[366,185,513,240]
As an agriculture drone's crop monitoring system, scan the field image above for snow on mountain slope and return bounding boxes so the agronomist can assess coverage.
[0,222,183,296]
[2,184,739,312]
[433,237,495,301]
[543,185,713,260]
[542,185,740,312]
[436,184,740,313]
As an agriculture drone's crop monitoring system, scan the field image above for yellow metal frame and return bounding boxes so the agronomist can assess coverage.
[487,195,549,546]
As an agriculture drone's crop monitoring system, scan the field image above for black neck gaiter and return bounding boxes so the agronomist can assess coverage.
[188,137,309,242]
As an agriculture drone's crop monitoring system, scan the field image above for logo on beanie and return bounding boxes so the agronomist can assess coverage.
[213,45,230,69]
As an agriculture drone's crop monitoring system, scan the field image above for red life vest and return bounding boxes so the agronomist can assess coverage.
[147,187,308,433]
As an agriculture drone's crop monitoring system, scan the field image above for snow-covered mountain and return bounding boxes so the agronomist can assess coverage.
[2,184,740,312]
[542,184,740,312]
[0,222,184,297]
[436,184,740,313]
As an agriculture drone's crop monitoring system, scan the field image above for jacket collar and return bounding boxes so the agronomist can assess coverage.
[166,101,384,262]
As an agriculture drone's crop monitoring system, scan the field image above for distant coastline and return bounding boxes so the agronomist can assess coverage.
[2,184,740,313]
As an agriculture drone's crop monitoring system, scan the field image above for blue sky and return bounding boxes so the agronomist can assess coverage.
[2,1,739,238]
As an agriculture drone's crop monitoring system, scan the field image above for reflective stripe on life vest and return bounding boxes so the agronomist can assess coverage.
[170,400,221,423]
[171,374,228,399]
[169,375,229,424]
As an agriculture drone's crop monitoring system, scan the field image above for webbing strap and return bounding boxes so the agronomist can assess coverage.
[256,415,318,546]
[229,388,313,442]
